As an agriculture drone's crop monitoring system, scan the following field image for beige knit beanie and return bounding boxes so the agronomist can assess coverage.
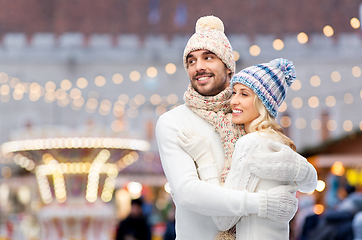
[183,15,235,74]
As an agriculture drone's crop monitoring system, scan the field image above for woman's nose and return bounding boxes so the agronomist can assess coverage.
[230,95,240,106]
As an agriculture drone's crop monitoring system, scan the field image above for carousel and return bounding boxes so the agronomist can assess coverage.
[1,125,150,240]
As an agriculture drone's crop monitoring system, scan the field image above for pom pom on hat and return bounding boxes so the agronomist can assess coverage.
[183,15,235,74]
[195,15,224,33]
[269,58,296,87]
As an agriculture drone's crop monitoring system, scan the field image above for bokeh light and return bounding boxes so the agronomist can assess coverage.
[273,39,284,51]
[310,75,321,87]
[331,161,345,176]
[314,204,324,215]
[233,51,240,61]
[350,17,361,29]
[344,93,353,104]
[323,25,334,37]
[315,180,326,192]
[60,79,72,90]
[291,79,302,91]
[278,102,287,113]
[325,95,336,107]
[112,73,124,84]
[343,120,353,132]
[249,45,261,56]
[95,76,106,87]
[352,66,361,77]
[130,71,141,82]
[292,97,303,109]
[280,116,291,128]
[311,119,321,130]
[331,71,341,82]
[297,32,308,44]
[327,120,337,131]
[77,77,88,89]
[146,67,158,78]
[165,63,177,74]
[295,118,306,129]
[308,96,319,108]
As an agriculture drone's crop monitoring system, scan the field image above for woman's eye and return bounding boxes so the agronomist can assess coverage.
[232,91,236,95]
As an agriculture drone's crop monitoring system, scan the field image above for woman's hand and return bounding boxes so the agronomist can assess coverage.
[248,140,308,182]
[176,128,216,167]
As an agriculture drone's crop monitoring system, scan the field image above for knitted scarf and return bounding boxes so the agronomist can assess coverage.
[184,84,245,240]
[184,84,245,183]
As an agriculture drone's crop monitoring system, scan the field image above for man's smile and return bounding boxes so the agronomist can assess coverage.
[194,73,214,84]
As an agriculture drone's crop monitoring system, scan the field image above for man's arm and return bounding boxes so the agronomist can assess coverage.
[156,113,257,217]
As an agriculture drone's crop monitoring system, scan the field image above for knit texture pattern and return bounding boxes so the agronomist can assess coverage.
[183,15,235,74]
[184,84,245,239]
[230,58,296,118]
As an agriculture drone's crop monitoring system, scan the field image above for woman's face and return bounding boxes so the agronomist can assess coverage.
[230,83,260,132]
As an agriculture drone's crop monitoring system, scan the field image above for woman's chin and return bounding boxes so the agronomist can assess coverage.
[231,117,242,125]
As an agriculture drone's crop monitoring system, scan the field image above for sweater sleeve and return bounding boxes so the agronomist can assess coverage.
[209,135,260,231]
[195,164,242,230]
[156,112,259,217]
[295,161,318,193]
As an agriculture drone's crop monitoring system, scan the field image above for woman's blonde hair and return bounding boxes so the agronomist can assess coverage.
[248,95,296,151]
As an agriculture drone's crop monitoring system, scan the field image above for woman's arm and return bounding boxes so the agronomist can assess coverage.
[247,139,318,193]
[295,162,318,193]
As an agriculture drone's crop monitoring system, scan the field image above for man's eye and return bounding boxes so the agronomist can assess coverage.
[232,91,236,95]
[188,60,195,64]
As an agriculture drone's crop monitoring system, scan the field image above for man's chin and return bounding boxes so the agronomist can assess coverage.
[195,87,215,96]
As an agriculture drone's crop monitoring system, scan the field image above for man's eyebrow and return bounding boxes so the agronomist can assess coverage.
[203,51,215,55]
[186,53,194,60]
[186,51,216,60]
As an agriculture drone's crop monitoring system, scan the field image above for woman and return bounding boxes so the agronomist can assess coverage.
[177,58,318,240]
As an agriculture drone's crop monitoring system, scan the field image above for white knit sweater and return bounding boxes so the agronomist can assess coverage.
[156,104,260,240]
[198,131,318,240]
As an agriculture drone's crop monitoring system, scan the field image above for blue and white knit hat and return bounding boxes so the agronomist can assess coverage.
[230,58,296,118]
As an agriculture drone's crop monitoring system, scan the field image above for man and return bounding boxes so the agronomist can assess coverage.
[156,16,300,239]
[116,198,151,240]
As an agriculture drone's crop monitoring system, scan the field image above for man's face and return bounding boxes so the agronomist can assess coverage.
[186,50,231,96]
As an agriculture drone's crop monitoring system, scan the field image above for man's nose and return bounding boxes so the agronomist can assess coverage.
[195,59,206,71]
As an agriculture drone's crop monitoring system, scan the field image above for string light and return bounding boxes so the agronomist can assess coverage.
[165,63,177,75]
[233,51,240,61]
[350,18,361,29]
[249,45,261,56]
[343,120,353,132]
[323,25,334,37]
[297,32,308,44]
[1,137,150,154]
[272,39,284,51]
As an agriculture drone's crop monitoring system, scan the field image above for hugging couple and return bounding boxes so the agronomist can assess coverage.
[156,15,318,240]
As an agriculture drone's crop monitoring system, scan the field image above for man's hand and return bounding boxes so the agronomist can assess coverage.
[176,128,216,167]
[258,185,298,223]
[248,140,308,182]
